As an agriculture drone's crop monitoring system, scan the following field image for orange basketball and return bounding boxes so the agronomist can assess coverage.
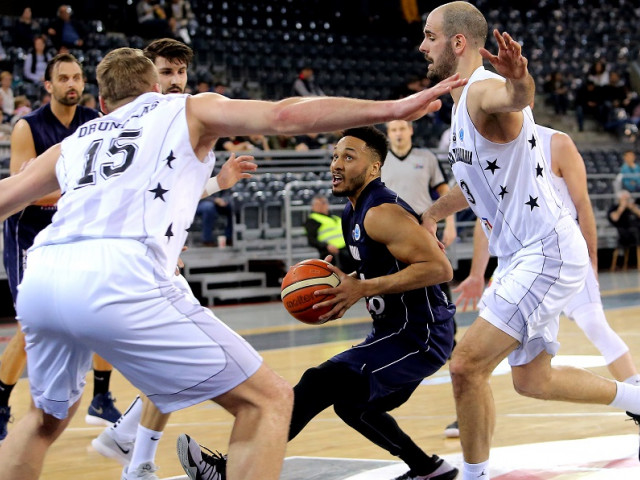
[281,259,341,324]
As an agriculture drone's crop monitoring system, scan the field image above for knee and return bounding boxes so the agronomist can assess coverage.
[449,350,492,396]
[512,371,550,399]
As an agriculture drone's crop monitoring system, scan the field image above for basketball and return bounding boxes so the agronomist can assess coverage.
[281,259,341,324]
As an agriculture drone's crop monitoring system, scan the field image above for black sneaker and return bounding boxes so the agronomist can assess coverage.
[627,411,640,460]
[392,455,459,479]
[176,433,226,480]
[0,406,12,443]
[86,392,122,426]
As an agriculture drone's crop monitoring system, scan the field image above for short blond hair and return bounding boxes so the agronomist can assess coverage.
[97,48,158,110]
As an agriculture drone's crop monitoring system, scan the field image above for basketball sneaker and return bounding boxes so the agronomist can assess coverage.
[392,456,458,480]
[91,428,134,466]
[86,392,122,426]
[627,411,640,460]
[176,433,226,480]
[0,406,12,443]
[444,419,459,438]
[121,461,159,480]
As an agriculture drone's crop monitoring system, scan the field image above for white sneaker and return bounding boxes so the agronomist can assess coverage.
[121,462,159,480]
[92,429,134,466]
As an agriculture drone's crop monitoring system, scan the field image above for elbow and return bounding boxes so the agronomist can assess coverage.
[439,260,454,284]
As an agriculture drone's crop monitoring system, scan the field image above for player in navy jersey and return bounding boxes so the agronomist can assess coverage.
[177,126,459,480]
[0,53,121,443]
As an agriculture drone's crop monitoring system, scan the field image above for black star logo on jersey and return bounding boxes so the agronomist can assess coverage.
[165,223,174,240]
[484,159,500,175]
[149,183,169,201]
[536,163,544,177]
[499,185,509,199]
[165,151,176,168]
[525,195,539,211]
[528,135,537,149]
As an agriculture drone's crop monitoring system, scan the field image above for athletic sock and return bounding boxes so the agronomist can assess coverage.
[610,380,640,413]
[462,460,489,480]
[111,396,142,443]
[0,380,15,407]
[624,374,640,386]
[129,425,163,470]
[93,369,112,397]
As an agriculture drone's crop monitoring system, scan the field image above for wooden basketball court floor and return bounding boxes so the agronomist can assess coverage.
[1,270,640,479]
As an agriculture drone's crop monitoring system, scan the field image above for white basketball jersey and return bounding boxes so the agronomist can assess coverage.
[381,147,446,213]
[448,66,565,257]
[33,92,215,277]
[536,125,578,220]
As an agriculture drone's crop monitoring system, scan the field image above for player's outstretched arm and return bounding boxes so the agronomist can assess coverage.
[475,29,534,114]
[421,184,469,237]
[0,144,61,221]
[188,74,467,141]
[315,203,453,321]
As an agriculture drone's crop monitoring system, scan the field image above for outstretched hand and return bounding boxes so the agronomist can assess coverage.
[217,153,258,190]
[400,73,468,122]
[452,274,485,312]
[479,29,529,81]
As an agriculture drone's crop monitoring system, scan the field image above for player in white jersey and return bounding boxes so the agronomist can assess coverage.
[88,37,261,471]
[448,125,640,438]
[0,47,466,480]
[418,3,640,479]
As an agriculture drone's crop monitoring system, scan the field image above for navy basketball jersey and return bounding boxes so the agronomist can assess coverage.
[3,104,99,300]
[342,178,455,346]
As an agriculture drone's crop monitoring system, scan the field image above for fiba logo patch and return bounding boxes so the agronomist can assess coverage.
[352,224,361,241]
[458,128,464,141]
[367,295,385,315]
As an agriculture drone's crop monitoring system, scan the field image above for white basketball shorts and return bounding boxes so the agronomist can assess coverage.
[17,238,263,419]
[478,215,589,366]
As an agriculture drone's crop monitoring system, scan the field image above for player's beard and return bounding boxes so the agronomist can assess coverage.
[164,84,185,94]
[57,89,81,106]
[426,42,457,83]
[332,169,368,198]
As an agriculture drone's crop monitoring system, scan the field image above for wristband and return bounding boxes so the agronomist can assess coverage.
[204,176,221,195]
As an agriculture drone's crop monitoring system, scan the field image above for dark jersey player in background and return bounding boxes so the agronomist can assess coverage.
[0,53,120,442]
[177,126,459,480]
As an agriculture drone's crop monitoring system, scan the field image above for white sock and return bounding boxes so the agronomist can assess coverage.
[129,425,163,470]
[110,396,142,443]
[462,460,489,480]
[624,374,640,386]
[610,381,640,413]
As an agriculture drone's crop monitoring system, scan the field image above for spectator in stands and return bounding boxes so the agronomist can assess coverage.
[23,35,51,85]
[195,190,235,247]
[13,8,39,50]
[295,132,329,150]
[543,71,569,116]
[196,80,211,93]
[620,150,640,193]
[9,96,31,128]
[608,189,640,251]
[47,5,85,50]
[305,194,355,273]
[216,136,257,152]
[0,40,8,72]
[268,134,298,150]
[247,134,270,150]
[575,80,604,131]
[165,0,196,44]
[213,81,231,97]
[136,0,171,39]
[588,59,610,87]
[292,67,325,97]
[0,71,14,124]
[393,74,425,99]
